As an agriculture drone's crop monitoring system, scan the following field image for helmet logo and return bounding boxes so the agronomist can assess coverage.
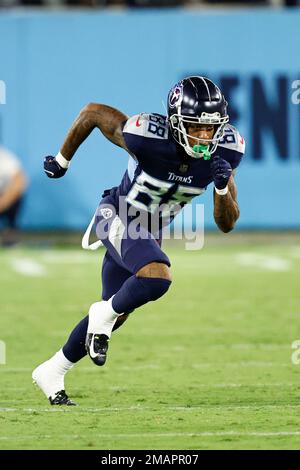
[169,83,183,109]
[100,208,113,219]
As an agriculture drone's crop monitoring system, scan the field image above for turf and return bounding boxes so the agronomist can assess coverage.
[0,240,300,450]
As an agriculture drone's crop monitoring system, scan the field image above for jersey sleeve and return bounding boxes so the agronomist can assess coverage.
[122,113,169,161]
[122,114,146,158]
[217,124,246,170]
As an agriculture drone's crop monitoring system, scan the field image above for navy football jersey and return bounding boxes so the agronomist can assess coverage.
[106,113,245,227]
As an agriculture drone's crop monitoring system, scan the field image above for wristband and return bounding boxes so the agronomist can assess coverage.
[215,185,228,196]
[55,152,70,169]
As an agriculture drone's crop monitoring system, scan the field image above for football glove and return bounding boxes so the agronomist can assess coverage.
[210,155,232,190]
[44,156,67,179]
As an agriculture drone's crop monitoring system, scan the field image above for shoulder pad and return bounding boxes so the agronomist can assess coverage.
[123,113,169,140]
[218,124,246,154]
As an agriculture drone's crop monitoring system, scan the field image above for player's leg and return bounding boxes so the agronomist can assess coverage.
[32,351,76,406]
[86,213,172,365]
[111,261,172,314]
[32,251,133,405]
[101,251,132,331]
[62,252,132,362]
[86,261,171,365]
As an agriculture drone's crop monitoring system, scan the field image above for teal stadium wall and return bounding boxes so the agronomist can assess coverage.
[0,9,299,229]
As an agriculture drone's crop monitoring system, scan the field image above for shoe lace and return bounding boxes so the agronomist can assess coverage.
[51,390,71,404]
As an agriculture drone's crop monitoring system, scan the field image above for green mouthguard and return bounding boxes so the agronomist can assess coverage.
[192,144,211,160]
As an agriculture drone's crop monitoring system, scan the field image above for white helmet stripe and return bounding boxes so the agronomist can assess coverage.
[199,77,211,102]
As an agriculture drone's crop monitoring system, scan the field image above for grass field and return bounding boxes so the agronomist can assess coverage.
[1,238,300,450]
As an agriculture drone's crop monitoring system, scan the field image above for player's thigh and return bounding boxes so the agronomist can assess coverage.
[95,210,170,275]
[101,251,132,300]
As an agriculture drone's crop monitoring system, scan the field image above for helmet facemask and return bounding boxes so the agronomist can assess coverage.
[169,108,229,159]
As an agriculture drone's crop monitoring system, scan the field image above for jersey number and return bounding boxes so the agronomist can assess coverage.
[126,171,205,216]
[219,131,236,145]
[147,114,167,138]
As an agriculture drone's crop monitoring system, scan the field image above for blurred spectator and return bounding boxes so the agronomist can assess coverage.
[0,146,27,246]
[204,0,270,4]
[126,0,182,6]
[204,0,299,5]
[1,0,299,7]
[0,0,107,6]
[284,0,300,5]
[20,0,44,4]
[64,0,107,6]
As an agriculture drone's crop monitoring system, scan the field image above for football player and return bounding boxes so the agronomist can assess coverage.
[33,76,245,405]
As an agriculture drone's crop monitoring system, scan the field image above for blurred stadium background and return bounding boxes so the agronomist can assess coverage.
[0,0,300,451]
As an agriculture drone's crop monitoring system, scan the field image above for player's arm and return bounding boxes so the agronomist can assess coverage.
[61,103,129,158]
[210,156,240,233]
[213,174,240,233]
[44,103,129,179]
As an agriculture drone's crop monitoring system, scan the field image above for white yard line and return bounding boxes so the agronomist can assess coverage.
[210,343,290,350]
[41,252,98,264]
[192,362,290,368]
[195,382,297,388]
[290,247,300,258]
[0,360,292,373]
[235,253,291,271]
[9,258,47,277]
[2,404,300,413]
[2,382,297,392]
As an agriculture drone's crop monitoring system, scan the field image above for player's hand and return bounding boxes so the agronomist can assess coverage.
[44,156,67,179]
[210,156,232,190]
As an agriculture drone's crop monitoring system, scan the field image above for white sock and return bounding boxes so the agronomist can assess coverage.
[32,349,74,399]
[51,349,74,375]
[87,298,122,338]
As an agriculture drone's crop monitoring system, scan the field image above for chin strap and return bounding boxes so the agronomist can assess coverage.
[192,144,211,160]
